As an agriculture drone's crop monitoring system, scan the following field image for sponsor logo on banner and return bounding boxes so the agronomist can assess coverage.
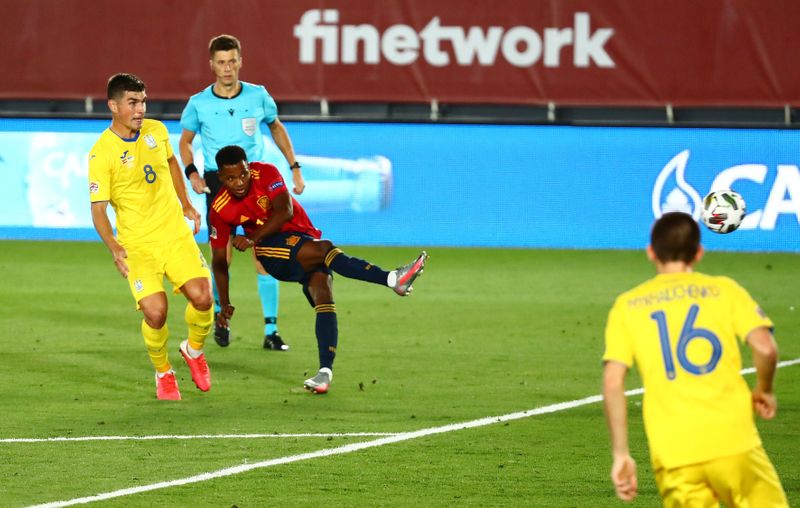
[294,10,615,68]
[653,149,800,231]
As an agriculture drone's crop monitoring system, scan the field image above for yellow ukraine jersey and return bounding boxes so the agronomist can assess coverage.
[603,271,772,470]
[88,119,189,245]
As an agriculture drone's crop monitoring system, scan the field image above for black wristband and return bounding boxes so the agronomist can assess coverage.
[289,161,301,170]
[184,163,199,178]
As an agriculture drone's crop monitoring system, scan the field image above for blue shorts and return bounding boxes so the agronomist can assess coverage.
[253,232,330,283]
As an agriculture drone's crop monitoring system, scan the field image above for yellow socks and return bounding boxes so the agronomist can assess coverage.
[142,320,170,373]
[185,303,214,351]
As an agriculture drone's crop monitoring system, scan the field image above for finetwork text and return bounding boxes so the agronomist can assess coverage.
[294,10,615,68]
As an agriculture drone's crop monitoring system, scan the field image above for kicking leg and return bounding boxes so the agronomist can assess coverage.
[297,240,429,296]
[177,277,213,392]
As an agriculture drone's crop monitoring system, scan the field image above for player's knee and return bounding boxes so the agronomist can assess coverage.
[300,239,333,267]
[183,278,213,311]
[317,240,343,267]
[143,310,167,329]
[317,240,334,256]
[139,293,168,328]
[190,287,213,311]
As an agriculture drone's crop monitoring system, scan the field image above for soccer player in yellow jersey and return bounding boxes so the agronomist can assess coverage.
[602,212,787,506]
[89,73,215,401]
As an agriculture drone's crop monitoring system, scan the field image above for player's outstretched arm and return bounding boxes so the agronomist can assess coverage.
[603,360,638,502]
[90,201,128,278]
[747,326,779,419]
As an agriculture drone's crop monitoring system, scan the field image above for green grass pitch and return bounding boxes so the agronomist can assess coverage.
[0,240,797,506]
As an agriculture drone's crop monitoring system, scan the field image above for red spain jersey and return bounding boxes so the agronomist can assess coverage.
[208,162,321,249]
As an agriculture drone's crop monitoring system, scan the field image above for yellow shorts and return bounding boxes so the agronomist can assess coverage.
[124,233,210,307]
[655,445,788,508]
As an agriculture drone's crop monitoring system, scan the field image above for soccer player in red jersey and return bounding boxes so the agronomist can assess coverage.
[208,145,427,393]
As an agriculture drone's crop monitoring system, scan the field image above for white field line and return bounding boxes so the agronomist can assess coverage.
[25,358,800,508]
[0,433,398,444]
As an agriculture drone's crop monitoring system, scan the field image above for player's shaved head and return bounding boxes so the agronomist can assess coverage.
[107,73,146,100]
[650,212,700,264]
[216,145,248,170]
[209,34,241,56]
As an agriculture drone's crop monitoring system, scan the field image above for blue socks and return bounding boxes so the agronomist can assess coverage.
[258,273,279,335]
[314,304,338,369]
[324,247,389,286]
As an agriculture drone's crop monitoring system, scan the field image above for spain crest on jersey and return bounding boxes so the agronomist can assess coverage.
[257,195,270,211]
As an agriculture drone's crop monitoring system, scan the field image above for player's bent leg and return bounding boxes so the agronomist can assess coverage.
[321,243,391,285]
[317,244,428,295]
[177,277,213,392]
[179,277,214,349]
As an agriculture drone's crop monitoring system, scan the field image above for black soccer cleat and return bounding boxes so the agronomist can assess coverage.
[214,313,230,347]
[263,332,289,351]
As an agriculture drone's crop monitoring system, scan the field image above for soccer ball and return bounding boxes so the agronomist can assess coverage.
[700,190,746,234]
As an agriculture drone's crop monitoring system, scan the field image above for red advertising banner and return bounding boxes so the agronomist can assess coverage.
[1,0,798,106]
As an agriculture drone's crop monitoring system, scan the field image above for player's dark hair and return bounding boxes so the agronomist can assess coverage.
[209,34,241,56]
[650,212,700,264]
[107,73,146,100]
[216,145,248,169]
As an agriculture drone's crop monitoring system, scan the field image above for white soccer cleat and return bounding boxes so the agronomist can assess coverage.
[304,367,333,394]
[392,251,428,296]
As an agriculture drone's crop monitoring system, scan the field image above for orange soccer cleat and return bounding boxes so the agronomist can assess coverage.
[155,371,182,401]
[179,340,211,392]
